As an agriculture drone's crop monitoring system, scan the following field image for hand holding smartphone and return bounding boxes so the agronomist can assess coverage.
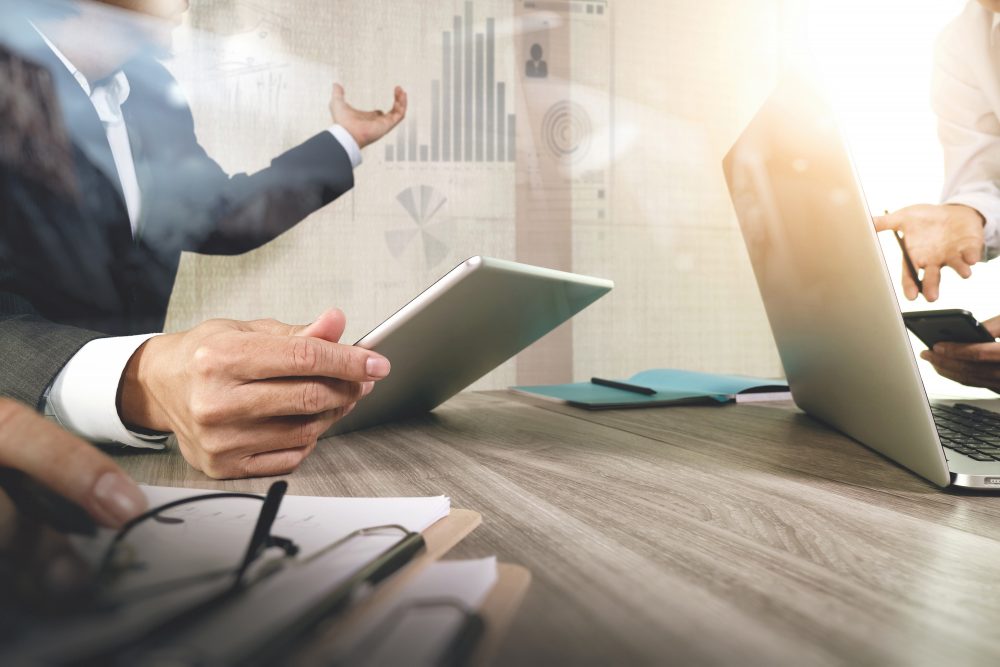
[902,309,997,349]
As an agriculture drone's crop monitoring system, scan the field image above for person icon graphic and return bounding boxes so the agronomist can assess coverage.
[525,43,548,78]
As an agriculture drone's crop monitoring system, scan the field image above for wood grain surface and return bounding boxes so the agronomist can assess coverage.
[113,391,1000,666]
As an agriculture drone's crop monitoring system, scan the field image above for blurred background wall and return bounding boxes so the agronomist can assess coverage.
[165,0,988,396]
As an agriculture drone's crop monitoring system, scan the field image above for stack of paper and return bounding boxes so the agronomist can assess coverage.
[8,489,454,665]
[4,485,522,666]
[326,557,500,666]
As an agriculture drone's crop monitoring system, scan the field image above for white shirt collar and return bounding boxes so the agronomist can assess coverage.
[30,22,131,125]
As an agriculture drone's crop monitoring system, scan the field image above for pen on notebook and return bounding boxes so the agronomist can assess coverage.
[885,209,923,294]
[590,377,657,396]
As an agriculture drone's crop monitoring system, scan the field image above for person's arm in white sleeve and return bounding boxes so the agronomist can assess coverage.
[44,334,169,449]
[875,9,1000,302]
[932,9,1000,260]
[942,189,1000,260]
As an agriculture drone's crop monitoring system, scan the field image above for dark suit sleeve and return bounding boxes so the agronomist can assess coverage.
[127,59,356,257]
[0,296,103,410]
[0,47,107,412]
[189,131,355,256]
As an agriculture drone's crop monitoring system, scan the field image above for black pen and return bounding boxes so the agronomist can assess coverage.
[590,377,657,396]
[886,210,923,294]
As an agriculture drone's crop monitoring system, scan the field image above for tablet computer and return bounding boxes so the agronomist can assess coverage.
[329,256,613,434]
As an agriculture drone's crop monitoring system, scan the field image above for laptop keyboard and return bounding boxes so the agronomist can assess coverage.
[932,404,1000,461]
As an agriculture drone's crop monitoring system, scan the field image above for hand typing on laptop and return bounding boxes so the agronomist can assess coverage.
[920,315,1000,393]
[874,204,985,302]
[118,308,391,480]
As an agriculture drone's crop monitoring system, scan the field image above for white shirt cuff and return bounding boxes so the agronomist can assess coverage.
[328,124,363,169]
[943,189,1000,261]
[45,334,168,449]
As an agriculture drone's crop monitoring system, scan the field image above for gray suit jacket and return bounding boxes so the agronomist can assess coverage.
[0,31,355,411]
[0,47,104,408]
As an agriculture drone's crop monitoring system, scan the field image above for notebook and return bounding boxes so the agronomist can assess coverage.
[511,368,790,409]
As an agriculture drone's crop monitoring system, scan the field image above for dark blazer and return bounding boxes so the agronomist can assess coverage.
[0,23,355,408]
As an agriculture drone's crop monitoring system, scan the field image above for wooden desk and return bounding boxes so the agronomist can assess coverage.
[115,391,1000,665]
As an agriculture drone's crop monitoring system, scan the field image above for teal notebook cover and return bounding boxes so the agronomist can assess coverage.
[511,369,788,409]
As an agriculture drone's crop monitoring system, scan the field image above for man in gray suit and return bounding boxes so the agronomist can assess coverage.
[0,0,405,478]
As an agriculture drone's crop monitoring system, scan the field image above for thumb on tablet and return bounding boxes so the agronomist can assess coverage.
[295,308,348,343]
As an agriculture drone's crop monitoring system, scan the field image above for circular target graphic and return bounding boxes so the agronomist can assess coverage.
[541,100,592,163]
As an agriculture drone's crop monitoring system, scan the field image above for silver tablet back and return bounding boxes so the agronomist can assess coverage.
[329,256,613,435]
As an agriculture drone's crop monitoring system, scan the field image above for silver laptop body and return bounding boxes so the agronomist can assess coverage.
[723,75,1000,489]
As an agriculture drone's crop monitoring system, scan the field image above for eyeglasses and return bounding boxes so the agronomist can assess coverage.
[58,481,427,666]
[94,480,298,609]
[0,475,295,624]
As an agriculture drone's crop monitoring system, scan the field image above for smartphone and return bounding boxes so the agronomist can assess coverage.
[902,309,996,348]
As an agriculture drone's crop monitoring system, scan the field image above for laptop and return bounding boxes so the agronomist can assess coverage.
[723,75,1000,489]
[329,256,613,434]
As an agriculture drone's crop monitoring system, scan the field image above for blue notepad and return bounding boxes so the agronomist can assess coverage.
[511,369,789,409]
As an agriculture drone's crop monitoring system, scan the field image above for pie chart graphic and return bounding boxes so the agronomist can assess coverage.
[386,185,450,268]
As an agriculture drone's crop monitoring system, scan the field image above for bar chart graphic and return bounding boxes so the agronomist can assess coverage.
[385,2,516,164]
